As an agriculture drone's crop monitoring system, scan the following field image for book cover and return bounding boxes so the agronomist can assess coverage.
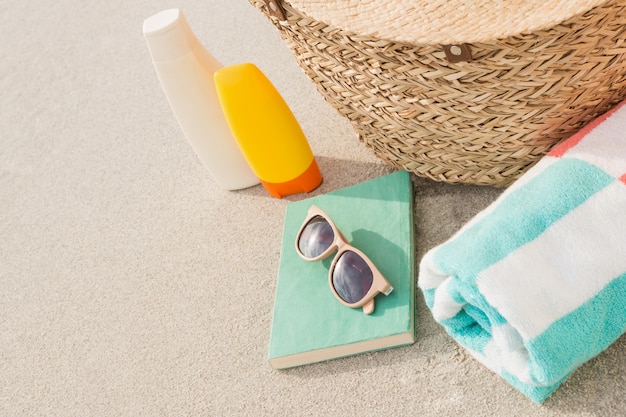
[268,170,416,369]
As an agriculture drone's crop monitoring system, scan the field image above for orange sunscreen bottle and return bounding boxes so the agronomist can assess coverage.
[214,63,322,198]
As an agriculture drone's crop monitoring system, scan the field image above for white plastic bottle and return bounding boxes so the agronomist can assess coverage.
[143,9,259,190]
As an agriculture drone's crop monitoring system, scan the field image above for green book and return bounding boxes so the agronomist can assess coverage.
[268,170,416,369]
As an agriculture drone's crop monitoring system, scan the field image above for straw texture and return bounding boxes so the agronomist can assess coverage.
[287,0,609,45]
[251,0,626,186]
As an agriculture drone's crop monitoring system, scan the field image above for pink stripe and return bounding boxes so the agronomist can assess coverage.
[620,174,626,185]
[548,100,626,158]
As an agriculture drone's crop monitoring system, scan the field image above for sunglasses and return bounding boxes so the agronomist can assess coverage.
[295,205,393,314]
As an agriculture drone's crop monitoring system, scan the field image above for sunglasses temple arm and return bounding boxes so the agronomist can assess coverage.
[382,284,394,296]
[377,274,393,296]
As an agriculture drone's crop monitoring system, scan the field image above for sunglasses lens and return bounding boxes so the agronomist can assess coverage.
[298,216,335,258]
[332,250,373,304]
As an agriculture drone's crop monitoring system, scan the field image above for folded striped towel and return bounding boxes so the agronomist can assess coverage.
[418,101,626,403]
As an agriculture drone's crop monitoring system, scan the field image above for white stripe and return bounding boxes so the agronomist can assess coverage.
[418,251,448,291]
[492,322,524,351]
[564,104,626,178]
[477,180,626,340]
[476,339,535,386]
[432,277,465,322]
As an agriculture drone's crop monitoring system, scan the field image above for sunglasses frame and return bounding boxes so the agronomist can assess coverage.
[295,205,393,314]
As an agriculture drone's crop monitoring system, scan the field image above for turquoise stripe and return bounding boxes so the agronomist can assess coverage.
[500,370,568,403]
[433,158,614,285]
[441,314,492,354]
[526,271,626,386]
[446,278,509,327]
[424,274,511,355]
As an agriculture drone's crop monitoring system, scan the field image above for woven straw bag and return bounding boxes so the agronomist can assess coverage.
[249,0,626,186]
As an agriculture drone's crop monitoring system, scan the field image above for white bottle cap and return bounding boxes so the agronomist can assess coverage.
[143,9,198,61]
